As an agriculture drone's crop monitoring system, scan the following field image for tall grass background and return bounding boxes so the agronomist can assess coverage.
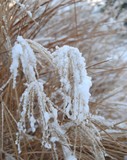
[0,0,127,160]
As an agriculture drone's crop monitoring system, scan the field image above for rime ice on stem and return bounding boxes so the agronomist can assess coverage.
[10,36,37,88]
[10,37,92,159]
[52,45,92,122]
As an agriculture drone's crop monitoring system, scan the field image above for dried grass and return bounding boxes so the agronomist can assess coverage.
[0,0,127,160]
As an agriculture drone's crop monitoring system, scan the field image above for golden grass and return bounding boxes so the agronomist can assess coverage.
[1,0,127,160]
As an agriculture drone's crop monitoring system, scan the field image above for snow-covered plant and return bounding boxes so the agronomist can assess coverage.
[52,46,92,122]
[10,36,105,159]
[13,0,33,18]
[10,36,37,88]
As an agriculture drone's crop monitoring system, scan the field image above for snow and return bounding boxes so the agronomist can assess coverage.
[10,43,23,88]
[62,146,77,160]
[11,38,80,157]
[27,11,32,18]
[44,112,50,124]
[10,36,37,88]
[29,115,36,132]
[8,1,127,159]
[50,137,59,143]
[52,45,92,122]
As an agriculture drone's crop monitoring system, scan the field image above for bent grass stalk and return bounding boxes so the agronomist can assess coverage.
[9,36,105,159]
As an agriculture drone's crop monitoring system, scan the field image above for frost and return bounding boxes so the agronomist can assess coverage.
[27,11,32,18]
[10,43,23,88]
[62,146,77,160]
[43,142,51,149]
[52,45,92,122]
[50,137,59,143]
[10,37,92,159]
[14,0,26,9]
[29,115,36,132]
[10,36,37,88]
[92,115,115,128]
[44,112,50,124]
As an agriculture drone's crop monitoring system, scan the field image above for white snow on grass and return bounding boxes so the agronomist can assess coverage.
[10,36,37,88]
[10,36,92,160]
[52,45,92,122]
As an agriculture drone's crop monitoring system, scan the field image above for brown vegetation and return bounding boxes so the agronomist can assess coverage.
[0,0,127,160]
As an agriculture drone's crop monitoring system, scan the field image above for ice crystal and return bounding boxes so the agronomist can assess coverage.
[10,37,92,160]
[52,45,92,122]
